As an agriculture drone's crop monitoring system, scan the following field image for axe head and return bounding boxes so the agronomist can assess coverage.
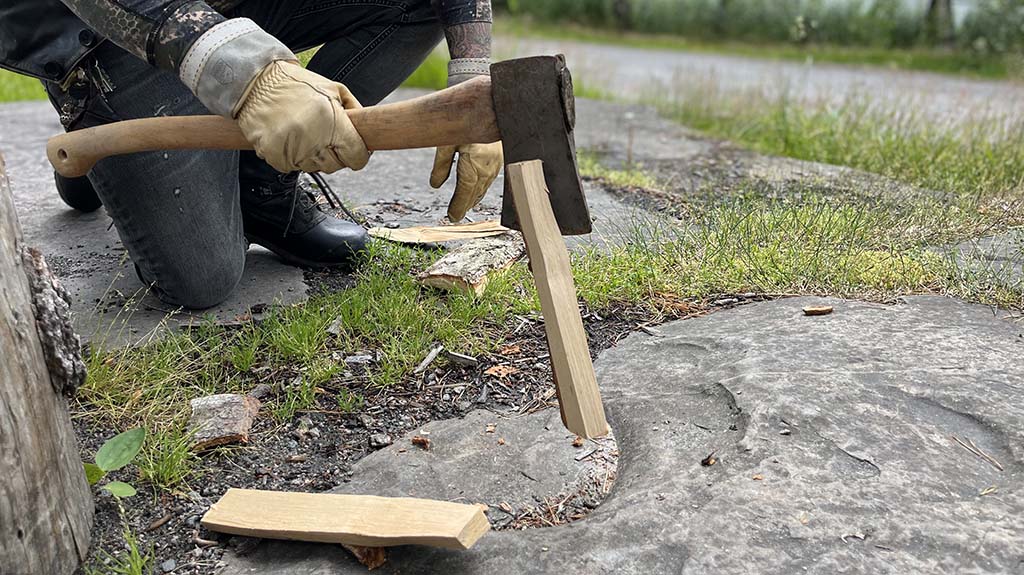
[492,55,591,236]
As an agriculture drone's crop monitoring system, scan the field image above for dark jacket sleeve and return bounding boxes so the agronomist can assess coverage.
[57,0,225,71]
[437,0,492,26]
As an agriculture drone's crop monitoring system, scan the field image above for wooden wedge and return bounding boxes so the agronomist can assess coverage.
[506,160,610,438]
[201,489,490,550]
[368,220,509,244]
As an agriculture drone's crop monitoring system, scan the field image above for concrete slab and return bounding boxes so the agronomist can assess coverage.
[222,296,1024,574]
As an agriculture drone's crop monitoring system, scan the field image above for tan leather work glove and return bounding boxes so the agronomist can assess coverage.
[430,141,504,222]
[236,60,369,174]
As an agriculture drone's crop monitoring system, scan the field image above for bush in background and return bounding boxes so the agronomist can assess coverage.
[497,0,1023,54]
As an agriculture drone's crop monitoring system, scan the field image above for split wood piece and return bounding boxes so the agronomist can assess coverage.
[417,233,525,296]
[201,489,491,550]
[506,160,610,439]
[368,220,509,244]
[189,394,261,451]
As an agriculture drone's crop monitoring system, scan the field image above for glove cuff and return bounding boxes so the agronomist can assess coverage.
[447,57,491,87]
[179,18,296,117]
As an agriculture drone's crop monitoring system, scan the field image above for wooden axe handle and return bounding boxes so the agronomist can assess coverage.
[48,76,501,178]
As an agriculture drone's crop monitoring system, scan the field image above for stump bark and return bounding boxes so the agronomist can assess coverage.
[0,153,92,574]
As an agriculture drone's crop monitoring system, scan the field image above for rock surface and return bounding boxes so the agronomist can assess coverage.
[222,296,1023,574]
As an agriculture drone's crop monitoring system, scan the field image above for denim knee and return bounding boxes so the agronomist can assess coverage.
[147,251,245,310]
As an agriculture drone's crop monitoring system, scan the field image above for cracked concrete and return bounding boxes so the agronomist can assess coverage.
[221,296,1024,574]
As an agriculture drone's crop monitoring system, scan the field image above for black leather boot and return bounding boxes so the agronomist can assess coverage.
[239,163,368,269]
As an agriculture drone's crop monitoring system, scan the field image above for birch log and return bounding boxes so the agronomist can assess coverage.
[0,153,92,574]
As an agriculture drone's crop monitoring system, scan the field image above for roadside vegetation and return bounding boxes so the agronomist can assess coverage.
[497,0,1024,79]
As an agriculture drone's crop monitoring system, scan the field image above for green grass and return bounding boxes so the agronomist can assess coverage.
[0,69,45,102]
[497,18,1018,80]
[654,80,1024,202]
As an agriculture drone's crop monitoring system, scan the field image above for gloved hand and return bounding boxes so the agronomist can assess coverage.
[429,141,504,222]
[235,60,369,174]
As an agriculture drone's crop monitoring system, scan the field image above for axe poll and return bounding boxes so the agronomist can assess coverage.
[47,55,591,236]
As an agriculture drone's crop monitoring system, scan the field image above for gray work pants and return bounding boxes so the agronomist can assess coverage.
[46,0,443,308]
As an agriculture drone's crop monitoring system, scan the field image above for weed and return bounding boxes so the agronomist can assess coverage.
[84,428,145,499]
[336,389,366,413]
[84,517,153,575]
[578,151,659,189]
[136,426,197,491]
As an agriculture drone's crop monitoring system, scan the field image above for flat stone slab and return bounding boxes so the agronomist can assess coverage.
[223,296,1023,574]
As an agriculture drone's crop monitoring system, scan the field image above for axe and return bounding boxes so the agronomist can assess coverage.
[47,55,591,236]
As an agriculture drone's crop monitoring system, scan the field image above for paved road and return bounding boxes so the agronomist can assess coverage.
[498,36,1024,127]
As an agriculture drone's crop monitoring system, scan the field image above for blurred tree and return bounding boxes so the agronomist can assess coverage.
[925,0,955,46]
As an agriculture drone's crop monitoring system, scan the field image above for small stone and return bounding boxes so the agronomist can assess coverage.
[326,316,344,336]
[248,384,273,399]
[369,434,393,449]
[358,414,374,427]
[780,429,792,436]
[345,354,374,365]
[384,222,400,229]
[160,559,176,573]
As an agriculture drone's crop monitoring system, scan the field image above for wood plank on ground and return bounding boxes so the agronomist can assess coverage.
[506,160,610,439]
[417,233,525,296]
[201,489,490,550]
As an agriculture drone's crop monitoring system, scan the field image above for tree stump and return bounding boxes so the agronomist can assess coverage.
[0,153,92,573]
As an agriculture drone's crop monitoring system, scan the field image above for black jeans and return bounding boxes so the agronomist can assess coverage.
[46,0,443,308]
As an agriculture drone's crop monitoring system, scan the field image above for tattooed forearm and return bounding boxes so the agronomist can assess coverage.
[58,0,225,69]
[444,21,492,60]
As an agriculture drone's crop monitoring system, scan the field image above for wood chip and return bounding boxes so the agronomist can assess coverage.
[485,424,496,434]
[368,220,508,244]
[752,474,764,481]
[445,351,478,367]
[413,345,444,374]
[803,306,834,316]
[484,365,519,378]
[499,344,522,356]
[572,436,584,448]
[701,452,717,467]
[411,436,431,450]
[342,544,388,570]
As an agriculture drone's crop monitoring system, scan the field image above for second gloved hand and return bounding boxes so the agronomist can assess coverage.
[235,60,369,174]
[430,141,504,222]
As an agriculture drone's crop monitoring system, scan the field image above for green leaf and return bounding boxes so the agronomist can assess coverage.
[102,481,137,498]
[95,428,146,472]
[83,463,105,485]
